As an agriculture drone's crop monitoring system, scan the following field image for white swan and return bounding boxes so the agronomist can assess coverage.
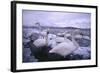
[48,34,57,48]
[55,36,65,43]
[49,31,80,57]
[33,29,49,48]
[74,34,83,39]
[82,35,90,40]
[33,39,47,48]
[48,33,71,48]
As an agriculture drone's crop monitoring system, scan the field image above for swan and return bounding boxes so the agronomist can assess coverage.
[55,31,71,44]
[47,34,57,48]
[71,30,90,40]
[74,34,83,39]
[33,29,49,48]
[82,35,90,40]
[55,36,65,43]
[49,31,80,57]
[48,33,71,48]
[33,39,47,48]
[33,23,49,48]
[55,35,71,44]
[73,30,90,40]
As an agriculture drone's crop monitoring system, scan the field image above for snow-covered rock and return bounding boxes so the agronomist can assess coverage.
[73,47,91,59]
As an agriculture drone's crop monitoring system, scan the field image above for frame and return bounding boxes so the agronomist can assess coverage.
[11,1,98,72]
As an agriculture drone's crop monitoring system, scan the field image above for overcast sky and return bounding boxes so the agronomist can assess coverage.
[23,10,91,28]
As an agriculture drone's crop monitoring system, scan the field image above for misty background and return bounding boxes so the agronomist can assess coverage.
[22,10,91,28]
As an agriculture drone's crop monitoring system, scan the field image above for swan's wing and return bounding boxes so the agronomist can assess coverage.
[49,42,76,57]
[33,39,46,47]
[55,37,65,43]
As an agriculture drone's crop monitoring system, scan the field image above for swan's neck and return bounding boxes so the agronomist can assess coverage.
[45,31,49,46]
[71,34,79,49]
[45,34,48,46]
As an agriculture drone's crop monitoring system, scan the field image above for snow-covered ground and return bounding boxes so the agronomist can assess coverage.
[22,27,91,62]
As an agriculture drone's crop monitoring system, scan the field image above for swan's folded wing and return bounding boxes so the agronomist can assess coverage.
[33,39,46,47]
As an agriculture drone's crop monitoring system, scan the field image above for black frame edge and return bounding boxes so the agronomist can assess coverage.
[11,1,97,8]
[96,6,98,67]
[11,1,16,72]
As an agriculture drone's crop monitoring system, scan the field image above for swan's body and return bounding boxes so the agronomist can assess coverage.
[33,29,49,48]
[55,37,65,43]
[49,42,78,57]
[49,31,80,57]
[33,33,57,48]
[74,34,83,39]
[64,33,71,37]
[33,39,46,48]
[48,34,71,48]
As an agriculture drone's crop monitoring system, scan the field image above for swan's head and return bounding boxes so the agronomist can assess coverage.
[70,29,83,38]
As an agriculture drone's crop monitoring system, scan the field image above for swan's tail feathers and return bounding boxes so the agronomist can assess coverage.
[49,49,56,53]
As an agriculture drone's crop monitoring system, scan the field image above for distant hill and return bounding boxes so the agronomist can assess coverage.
[23,25,90,30]
[23,25,91,37]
